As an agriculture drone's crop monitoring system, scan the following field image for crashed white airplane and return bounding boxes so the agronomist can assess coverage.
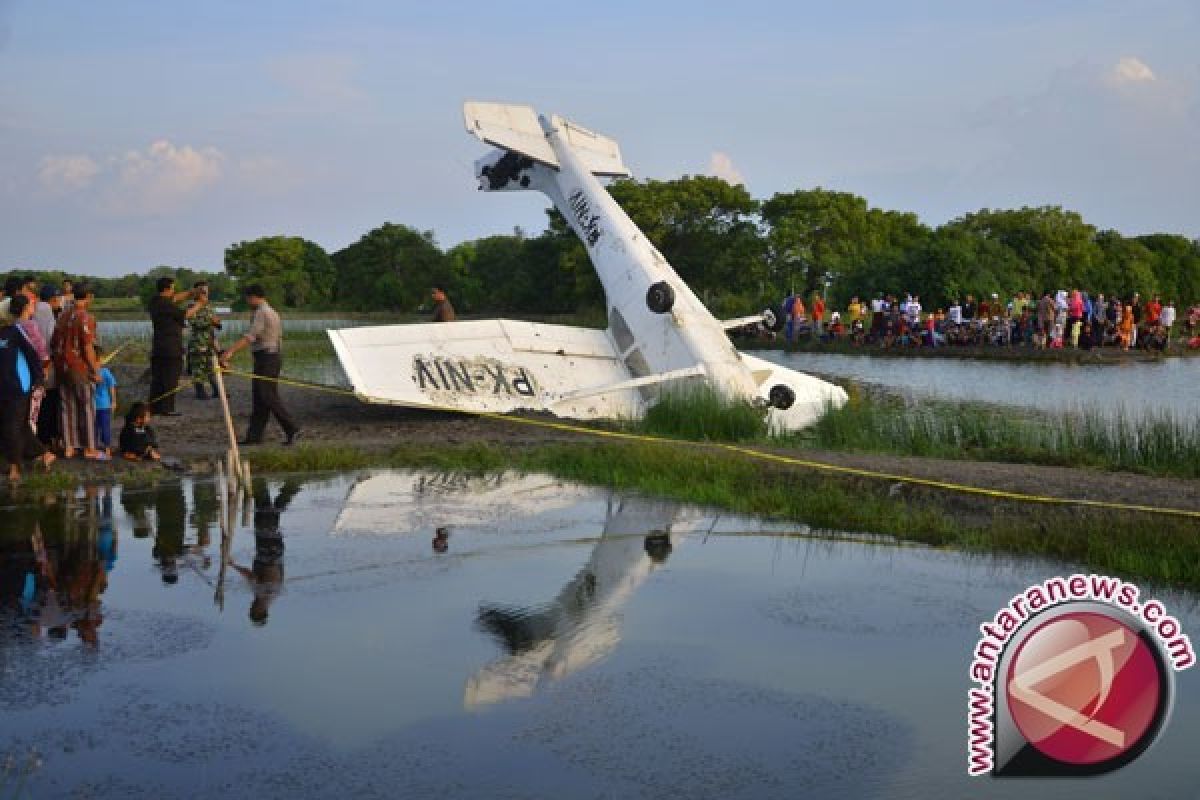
[328,102,847,431]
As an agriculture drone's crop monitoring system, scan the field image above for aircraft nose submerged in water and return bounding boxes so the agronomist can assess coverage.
[328,102,847,432]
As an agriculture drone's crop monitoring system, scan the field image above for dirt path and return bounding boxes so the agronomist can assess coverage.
[77,364,1200,515]
[761,447,1200,513]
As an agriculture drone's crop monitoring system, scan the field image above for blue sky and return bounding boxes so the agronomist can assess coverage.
[2,0,1197,275]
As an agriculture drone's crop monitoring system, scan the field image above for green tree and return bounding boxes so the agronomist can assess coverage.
[224,236,334,308]
[1095,231,1158,299]
[890,227,1026,308]
[949,207,1100,293]
[1136,234,1200,304]
[762,189,874,296]
[331,223,447,311]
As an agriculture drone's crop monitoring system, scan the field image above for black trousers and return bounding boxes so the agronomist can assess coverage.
[246,352,296,442]
[37,387,60,445]
[150,355,183,413]
[0,392,46,467]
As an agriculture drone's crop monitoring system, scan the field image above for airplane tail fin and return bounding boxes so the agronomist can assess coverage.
[463,101,631,178]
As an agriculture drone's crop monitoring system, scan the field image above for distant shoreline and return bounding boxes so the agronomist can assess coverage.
[734,338,1198,363]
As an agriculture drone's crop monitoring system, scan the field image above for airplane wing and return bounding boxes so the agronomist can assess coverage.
[327,319,644,420]
[333,470,595,535]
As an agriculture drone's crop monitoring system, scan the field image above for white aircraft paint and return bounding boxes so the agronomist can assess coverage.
[327,102,847,431]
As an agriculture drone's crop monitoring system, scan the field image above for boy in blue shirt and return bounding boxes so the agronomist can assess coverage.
[94,345,117,458]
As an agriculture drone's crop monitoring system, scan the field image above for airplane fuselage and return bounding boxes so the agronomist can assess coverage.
[538,116,761,404]
[328,103,847,431]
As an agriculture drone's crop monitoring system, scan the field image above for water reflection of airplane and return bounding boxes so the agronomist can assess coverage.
[333,471,595,535]
[465,496,684,708]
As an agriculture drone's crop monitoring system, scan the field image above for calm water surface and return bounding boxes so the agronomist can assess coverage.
[760,351,1200,419]
[1,471,1197,798]
[97,318,370,339]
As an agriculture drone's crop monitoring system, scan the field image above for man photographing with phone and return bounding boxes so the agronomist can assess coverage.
[148,277,198,416]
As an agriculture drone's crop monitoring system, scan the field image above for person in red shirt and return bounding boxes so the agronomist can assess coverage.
[811,293,826,337]
[1147,295,1162,325]
[50,284,103,460]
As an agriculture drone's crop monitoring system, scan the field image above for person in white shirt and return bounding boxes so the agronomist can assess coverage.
[948,302,962,326]
[1160,301,1176,344]
[907,295,922,324]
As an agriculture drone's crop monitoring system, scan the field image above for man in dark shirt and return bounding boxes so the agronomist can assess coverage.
[147,277,196,415]
[431,285,456,322]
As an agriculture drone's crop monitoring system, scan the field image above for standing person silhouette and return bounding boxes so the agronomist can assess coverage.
[220,285,300,446]
[231,480,301,626]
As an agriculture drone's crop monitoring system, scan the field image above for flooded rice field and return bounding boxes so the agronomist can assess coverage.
[2,470,1198,798]
[760,351,1199,419]
[97,318,372,340]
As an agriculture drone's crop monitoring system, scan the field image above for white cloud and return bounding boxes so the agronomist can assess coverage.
[37,140,225,216]
[37,155,100,192]
[104,140,224,215]
[708,151,745,185]
[1109,56,1156,86]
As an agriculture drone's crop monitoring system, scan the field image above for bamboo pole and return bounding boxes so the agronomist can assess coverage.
[212,353,244,489]
[214,460,229,611]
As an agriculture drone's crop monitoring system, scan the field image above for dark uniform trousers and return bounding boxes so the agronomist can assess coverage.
[150,355,183,414]
[0,392,45,467]
[246,351,297,442]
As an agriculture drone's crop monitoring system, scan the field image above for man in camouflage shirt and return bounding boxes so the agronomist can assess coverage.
[187,281,222,399]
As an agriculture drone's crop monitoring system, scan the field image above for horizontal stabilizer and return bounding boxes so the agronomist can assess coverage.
[464,101,559,168]
[551,114,630,177]
[463,102,631,178]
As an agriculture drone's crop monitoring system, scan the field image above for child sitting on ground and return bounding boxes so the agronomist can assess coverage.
[93,345,117,458]
[119,402,161,461]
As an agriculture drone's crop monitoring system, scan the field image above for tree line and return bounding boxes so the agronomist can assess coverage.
[0,265,237,306]
[10,177,1199,315]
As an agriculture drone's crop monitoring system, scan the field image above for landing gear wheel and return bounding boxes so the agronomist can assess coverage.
[768,384,796,410]
[645,281,675,314]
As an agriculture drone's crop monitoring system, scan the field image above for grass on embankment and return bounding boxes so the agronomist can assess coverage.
[808,393,1200,479]
[245,439,1200,592]
[609,385,1200,482]
[633,387,768,442]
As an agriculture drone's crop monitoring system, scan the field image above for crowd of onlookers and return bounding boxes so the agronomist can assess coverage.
[0,275,161,482]
[776,290,1200,352]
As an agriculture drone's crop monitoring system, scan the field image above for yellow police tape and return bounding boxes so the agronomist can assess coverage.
[214,366,1200,520]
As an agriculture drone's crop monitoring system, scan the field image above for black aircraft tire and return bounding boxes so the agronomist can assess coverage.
[646,281,676,314]
[768,384,796,410]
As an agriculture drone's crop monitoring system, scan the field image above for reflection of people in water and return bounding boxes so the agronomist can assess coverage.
[152,482,187,585]
[185,479,217,570]
[190,479,217,547]
[0,508,41,639]
[120,485,154,540]
[0,492,113,647]
[97,487,117,574]
[230,479,300,626]
[432,526,450,554]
